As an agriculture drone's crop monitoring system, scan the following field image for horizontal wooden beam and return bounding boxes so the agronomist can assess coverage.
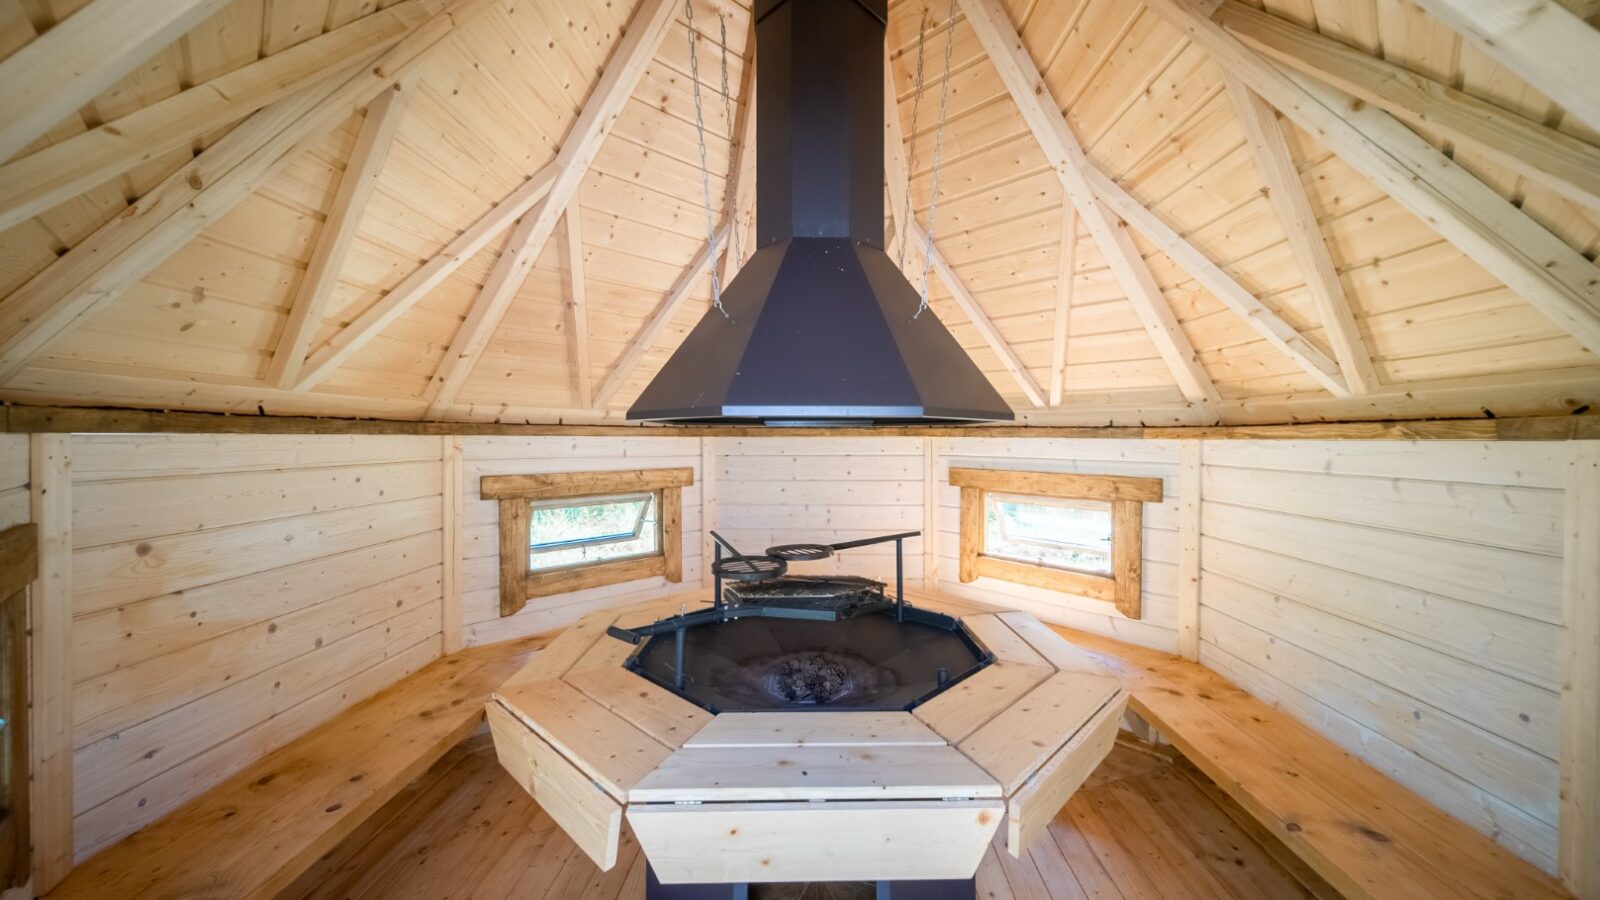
[1214,0,1600,211]
[6,403,1594,440]
[480,467,695,500]
[0,0,438,231]
[949,467,1164,502]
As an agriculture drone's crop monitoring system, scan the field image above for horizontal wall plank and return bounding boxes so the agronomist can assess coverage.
[72,460,442,549]
[73,494,441,614]
[1200,441,1568,489]
[70,434,441,481]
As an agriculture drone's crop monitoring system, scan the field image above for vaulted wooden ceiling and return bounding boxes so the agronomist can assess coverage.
[0,0,1596,426]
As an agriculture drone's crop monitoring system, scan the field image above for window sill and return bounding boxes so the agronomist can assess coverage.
[524,554,668,601]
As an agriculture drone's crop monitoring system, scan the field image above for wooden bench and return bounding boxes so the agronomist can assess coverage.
[1048,624,1571,900]
[47,635,545,900]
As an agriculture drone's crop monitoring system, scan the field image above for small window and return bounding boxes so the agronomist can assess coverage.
[951,468,1163,619]
[984,493,1112,576]
[529,493,660,571]
[481,468,693,617]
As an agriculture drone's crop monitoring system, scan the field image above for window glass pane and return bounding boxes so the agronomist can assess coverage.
[983,492,1113,575]
[528,492,660,571]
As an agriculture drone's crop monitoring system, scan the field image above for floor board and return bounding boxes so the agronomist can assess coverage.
[284,734,1316,900]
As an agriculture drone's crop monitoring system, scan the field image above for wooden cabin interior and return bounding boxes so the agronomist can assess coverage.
[0,0,1598,897]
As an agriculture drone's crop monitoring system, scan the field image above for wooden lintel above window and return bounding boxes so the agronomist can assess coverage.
[948,468,1162,503]
[480,467,694,501]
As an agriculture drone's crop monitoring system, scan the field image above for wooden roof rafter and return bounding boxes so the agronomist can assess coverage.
[0,0,231,163]
[422,0,682,418]
[564,205,594,409]
[956,0,1222,411]
[268,74,417,389]
[1145,0,1600,360]
[1212,0,1600,212]
[0,0,442,232]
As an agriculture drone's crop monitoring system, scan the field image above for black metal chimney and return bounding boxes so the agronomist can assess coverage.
[627,0,1013,425]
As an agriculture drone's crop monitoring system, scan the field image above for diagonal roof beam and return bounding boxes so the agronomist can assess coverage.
[0,0,441,231]
[421,0,679,417]
[563,206,594,409]
[0,0,494,385]
[957,0,1220,408]
[0,0,231,163]
[1146,0,1600,359]
[1214,0,1600,211]
[592,221,730,412]
[1049,205,1076,406]
[293,163,557,390]
[268,75,415,389]
[884,54,1046,409]
[1406,0,1600,136]
[1223,72,1377,394]
[1083,166,1349,395]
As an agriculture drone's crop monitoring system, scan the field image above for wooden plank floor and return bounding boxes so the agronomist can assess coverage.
[283,732,1317,900]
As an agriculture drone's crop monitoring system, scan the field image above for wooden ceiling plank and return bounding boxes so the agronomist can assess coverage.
[592,220,730,412]
[0,0,442,232]
[957,0,1221,410]
[268,76,416,389]
[1405,0,1600,136]
[293,161,559,391]
[1146,0,1600,359]
[1222,72,1378,395]
[1049,204,1076,407]
[1082,164,1349,397]
[421,0,681,417]
[566,206,594,409]
[0,0,496,386]
[1214,0,1600,212]
[0,0,232,164]
[883,56,1047,410]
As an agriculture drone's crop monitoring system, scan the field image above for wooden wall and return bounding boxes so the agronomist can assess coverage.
[932,438,1186,652]
[67,434,447,860]
[709,437,929,586]
[1195,441,1567,872]
[0,436,24,530]
[454,436,703,648]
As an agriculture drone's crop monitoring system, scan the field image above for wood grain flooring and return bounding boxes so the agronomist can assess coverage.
[283,731,1315,900]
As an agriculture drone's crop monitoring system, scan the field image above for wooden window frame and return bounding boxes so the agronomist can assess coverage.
[950,468,1162,619]
[481,468,694,616]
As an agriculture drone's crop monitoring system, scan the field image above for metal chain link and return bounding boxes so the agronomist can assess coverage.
[717,13,742,270]
[896,10,930,273]
[913,0,958,320]
[685,0,730,319]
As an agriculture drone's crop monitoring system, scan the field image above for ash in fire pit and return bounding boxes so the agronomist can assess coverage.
[772,653,852,704]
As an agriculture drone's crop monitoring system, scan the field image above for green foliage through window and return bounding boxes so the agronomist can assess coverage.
[528,492,660,571]
[983,492,1112,576]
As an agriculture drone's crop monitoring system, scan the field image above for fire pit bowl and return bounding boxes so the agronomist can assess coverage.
[627,610,990,713]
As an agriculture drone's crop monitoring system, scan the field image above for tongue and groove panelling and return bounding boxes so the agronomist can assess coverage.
[708,437,930,587]
[1196,440,1567,873]
[0,435,25,529]
[66,433,448,861]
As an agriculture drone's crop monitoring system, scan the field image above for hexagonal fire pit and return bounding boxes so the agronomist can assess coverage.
[485,594,1126,896]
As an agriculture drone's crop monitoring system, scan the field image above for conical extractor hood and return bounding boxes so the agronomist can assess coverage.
[627,0,1013,425]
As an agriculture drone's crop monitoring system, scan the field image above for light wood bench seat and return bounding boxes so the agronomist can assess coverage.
[47,635,545,900]
[1048,624,1571,900]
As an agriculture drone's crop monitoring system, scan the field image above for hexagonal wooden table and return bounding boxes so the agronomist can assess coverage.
[485,592,1127,887]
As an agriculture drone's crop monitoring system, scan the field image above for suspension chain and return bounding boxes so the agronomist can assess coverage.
[717,13,742,270]
[896,11,930,272]
[913,0,958,320]
[685,0,730,318]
